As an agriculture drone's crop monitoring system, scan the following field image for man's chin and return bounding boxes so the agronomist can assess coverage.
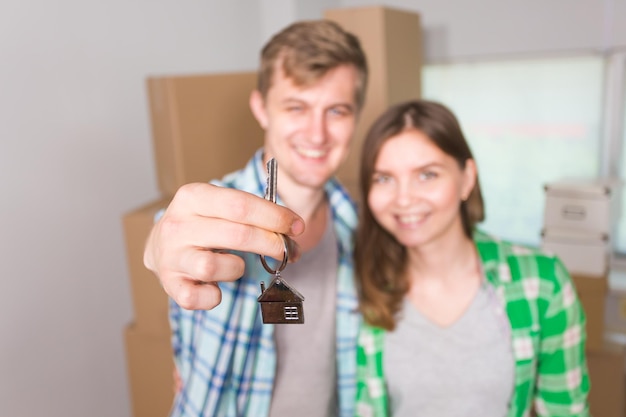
[294,173,332,189]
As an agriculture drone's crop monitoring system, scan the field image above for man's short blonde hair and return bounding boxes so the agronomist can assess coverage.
[257,20,368,111]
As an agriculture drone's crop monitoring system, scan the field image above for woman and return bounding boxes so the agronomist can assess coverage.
[354,100,589,417]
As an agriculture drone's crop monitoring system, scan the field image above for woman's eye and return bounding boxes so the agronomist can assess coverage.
[419,171,437,181]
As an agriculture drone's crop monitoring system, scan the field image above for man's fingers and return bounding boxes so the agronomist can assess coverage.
[145,183,305,311]
[161,215,300,262]
[160,250,245,310]
[165,279,223,311]
[172,183,305,237]
[178,248,246,283]
[155,249,246,310]
[284,236,301,263]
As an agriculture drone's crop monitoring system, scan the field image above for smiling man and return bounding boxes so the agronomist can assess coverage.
[143,20,368,417]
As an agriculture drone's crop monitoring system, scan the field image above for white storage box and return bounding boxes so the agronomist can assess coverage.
[541,228,610,276]
[543,179,621,235]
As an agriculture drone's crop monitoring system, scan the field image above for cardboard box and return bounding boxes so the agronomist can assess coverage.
[325,6,422,200]
[606,271,626,337]
[542,228,610,276]
[607,290,626,335]
[571,273,609,351]
[586,343,626,417]
[147,72,264,196]
[543,179,621,235]
[123,198,172,335]
[124,323,175,417]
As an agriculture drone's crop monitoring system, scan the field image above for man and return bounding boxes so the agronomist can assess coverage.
[143,20,368,417]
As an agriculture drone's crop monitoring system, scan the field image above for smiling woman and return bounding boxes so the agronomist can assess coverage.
[353,100,590,417]
[367,129,477,249]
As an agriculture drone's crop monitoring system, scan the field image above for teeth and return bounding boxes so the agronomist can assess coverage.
[398,214,425,224]
[296,147,327,158]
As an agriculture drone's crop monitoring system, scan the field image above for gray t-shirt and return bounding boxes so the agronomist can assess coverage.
[385,282,515,417]
[269,213,338,417]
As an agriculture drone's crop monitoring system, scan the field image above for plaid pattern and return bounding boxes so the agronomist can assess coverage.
[355,230,590,417]
[169,149,360,417]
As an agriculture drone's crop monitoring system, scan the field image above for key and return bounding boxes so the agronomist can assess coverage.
[265,157,277,204]
[257,158,305,324]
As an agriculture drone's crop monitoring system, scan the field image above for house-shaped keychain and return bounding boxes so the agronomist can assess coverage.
[257,157,305,324]
[258,277,305,324]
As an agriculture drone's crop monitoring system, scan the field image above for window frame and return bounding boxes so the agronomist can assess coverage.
[421,50,626,262]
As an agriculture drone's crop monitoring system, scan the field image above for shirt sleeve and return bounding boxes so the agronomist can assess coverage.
[534,257,591,417]
[355,325,388,417]
[168,297,184,372]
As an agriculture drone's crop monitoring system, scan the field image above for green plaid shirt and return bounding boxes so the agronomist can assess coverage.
[355,230,590,417]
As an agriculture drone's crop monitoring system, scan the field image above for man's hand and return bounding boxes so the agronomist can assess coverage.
[144,183,304,310]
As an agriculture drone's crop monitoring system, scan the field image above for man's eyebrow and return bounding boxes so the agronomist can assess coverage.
[281,97,306,104]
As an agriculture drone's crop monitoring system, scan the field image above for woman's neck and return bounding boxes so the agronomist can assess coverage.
[406,232,478,285]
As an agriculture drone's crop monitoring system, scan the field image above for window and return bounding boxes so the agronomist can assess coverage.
[422,56,605,246]
[284,305,299,320]
[615,54,626,253]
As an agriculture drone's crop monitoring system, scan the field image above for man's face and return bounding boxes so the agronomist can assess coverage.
[251,64,359,193]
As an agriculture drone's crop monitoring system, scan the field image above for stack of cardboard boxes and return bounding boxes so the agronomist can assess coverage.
[122,6,423,417]
[541,179,624,416]
[122,72,264,417]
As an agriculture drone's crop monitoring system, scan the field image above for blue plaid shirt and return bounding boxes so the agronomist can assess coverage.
[169,149,360,417]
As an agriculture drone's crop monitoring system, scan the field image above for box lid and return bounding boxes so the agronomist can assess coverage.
[541,227,608,242]
[544,178,621,199]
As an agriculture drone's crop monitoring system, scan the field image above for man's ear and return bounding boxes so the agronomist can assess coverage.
[249,90,268,129]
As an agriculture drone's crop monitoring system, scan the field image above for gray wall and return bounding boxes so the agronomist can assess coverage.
[0,1,261,416]
[338,0,626,61]
[0,0,623,416]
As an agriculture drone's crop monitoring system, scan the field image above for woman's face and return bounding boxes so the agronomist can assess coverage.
[367,129,476,249]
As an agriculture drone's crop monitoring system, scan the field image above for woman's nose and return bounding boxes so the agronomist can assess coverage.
[395,180,416,206]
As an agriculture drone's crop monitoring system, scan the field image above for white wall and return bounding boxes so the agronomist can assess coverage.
[0,1,261,416]
[258,0,341,46]
[1,0,624,416]
[338,0,626,61]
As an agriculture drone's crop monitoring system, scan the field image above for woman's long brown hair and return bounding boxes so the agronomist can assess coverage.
[354,100,485,330]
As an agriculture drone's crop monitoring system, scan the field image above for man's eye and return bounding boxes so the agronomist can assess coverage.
[328,107,350,117]
[372,174,391,184]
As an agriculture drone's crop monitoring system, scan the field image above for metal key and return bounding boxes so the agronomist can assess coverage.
[257,158,305,324]
[265,157,277,203]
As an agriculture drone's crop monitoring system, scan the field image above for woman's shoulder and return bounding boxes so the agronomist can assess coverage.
[357,320,386,342]
[474,229,571,289]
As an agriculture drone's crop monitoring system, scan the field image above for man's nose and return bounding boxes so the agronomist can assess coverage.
[306,112,327,144]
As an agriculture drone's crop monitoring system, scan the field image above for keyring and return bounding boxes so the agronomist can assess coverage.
[259,233,289,274]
